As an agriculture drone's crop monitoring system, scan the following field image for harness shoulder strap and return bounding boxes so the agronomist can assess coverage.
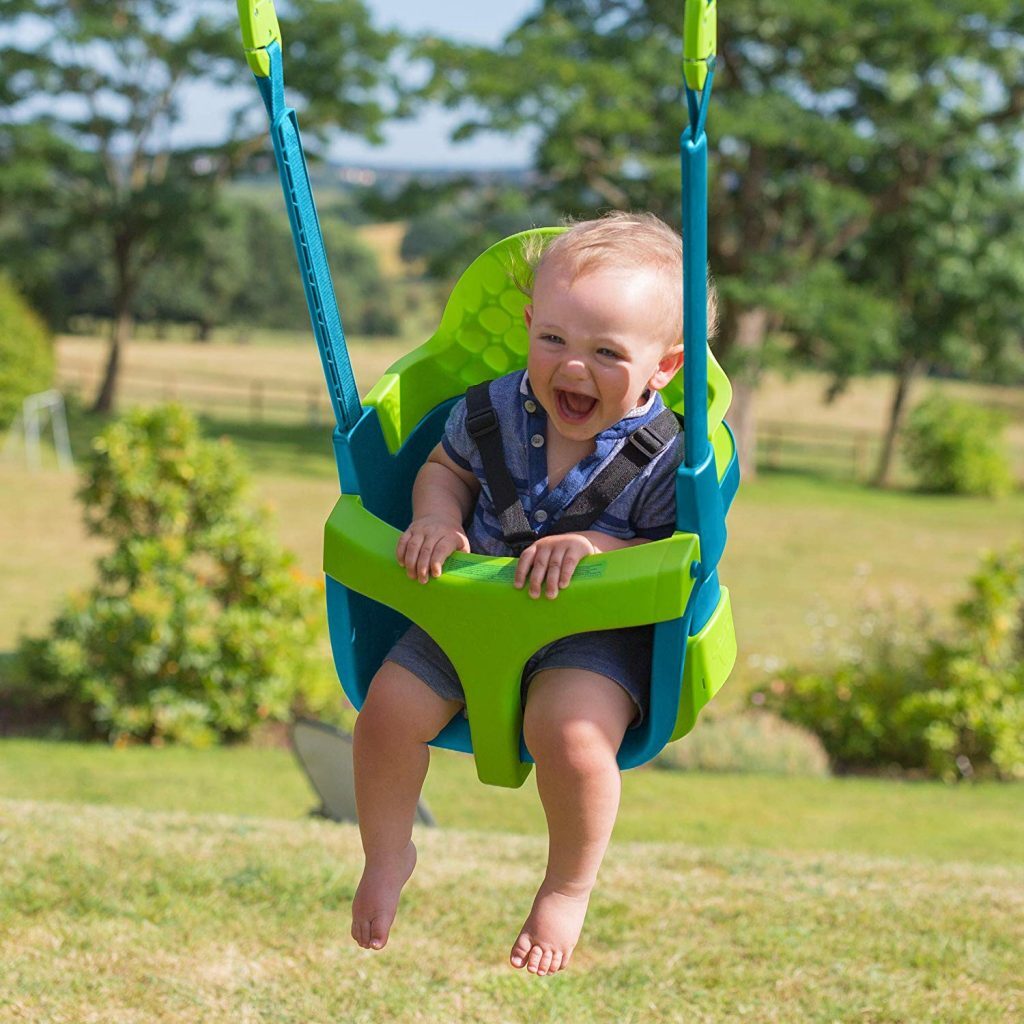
[550,408,682,536]
[464,382,536,555]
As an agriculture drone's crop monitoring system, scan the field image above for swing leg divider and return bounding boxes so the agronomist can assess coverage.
[324,493,703,788]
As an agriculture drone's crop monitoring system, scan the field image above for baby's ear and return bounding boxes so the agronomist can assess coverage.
[523,305,533,329]
[648,345,684,392]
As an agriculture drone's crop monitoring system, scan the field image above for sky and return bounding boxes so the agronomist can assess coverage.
[192,0,540,169]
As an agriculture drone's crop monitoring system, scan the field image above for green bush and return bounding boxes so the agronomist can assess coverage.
[753,546,1024,781]
[0,276,54,430]
[18,405,335,746]
[902,392,1013,496]
[654,712,830,776]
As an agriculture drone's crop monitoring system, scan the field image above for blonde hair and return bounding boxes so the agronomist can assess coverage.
[517,211,718,343]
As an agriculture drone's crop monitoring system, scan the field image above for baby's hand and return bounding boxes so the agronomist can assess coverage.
[515,534,598,600]
[396,516,471,583]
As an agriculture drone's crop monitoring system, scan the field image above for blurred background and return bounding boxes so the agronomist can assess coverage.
[1,2,1022,1017]
[2,4,1024,815]
[2,0,1024,778]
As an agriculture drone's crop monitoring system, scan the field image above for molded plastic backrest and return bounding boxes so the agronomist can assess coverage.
[364,228,732,457]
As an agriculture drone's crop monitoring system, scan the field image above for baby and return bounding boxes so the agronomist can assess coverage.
[350,212,716,975]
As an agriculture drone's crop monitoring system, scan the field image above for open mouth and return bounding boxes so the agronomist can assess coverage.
[555,389,598,423]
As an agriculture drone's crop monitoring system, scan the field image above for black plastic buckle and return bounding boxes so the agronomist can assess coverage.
[465,406,499,438]
[628,424,665,460]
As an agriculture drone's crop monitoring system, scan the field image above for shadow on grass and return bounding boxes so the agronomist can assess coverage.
[56,393,336,481]
[0,651,66,739]
[196,415,336,479]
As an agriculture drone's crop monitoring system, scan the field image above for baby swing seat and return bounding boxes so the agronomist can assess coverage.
[238,0,738,789]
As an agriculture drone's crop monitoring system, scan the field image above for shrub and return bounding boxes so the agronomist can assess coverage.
[901,392,1013,496]
[753,546,1024,781]
[654,712,830,776]
[0,276,54,430]
[18,405,334,746]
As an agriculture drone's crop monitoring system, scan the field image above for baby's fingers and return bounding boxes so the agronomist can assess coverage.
[426,536,459,579]
[415,535,445,583]
[557,549,583,591]
[528,548,553,599]
[514,547,536,590]
[400,531,425,577]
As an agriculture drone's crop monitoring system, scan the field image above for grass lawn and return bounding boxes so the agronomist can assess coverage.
[2,740,1022,867]
[1,795,1021,1023]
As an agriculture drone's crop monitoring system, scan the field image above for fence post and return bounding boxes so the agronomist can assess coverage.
[250,380,264,422]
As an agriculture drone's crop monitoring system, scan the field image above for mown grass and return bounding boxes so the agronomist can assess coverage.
[1,798,1021,1023]
[1,739,1021,866]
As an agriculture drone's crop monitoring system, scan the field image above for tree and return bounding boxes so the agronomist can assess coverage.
[18,405,332,745]
[417,0,1024,480]
[0,0,400,412]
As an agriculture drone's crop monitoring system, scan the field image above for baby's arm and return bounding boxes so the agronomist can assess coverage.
[397,444,481,583]
[514,532,648,600]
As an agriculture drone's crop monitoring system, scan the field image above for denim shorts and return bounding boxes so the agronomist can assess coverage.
[384,622,651,726]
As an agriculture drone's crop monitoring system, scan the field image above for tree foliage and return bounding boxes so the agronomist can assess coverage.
[400,186,557,281]
[0,277,54,430]
[0,0,401,410]
[754,545,1024,781]
[417,0,1024,478]
[134,196,400,337]
[18,405,334,746]
[901,392,1013,497]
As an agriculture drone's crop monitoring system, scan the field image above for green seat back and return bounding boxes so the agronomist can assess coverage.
[364,228,733,470]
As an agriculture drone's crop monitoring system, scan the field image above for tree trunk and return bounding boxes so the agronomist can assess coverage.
[91,306,133,414]
[873,358,919,488]
[726,306,769,481]
[93,236,135,415]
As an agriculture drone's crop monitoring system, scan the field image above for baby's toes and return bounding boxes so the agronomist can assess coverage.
[510,932,533,969]
[536,947,556,975]
[526,944,547,974]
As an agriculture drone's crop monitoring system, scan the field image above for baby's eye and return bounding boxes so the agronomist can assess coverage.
[541,334,564,345]
[597,347,623,359]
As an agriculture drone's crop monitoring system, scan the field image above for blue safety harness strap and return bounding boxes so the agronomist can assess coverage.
[256,41,363,432]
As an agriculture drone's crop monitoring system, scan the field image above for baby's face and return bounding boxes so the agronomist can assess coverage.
[524,261,682,444]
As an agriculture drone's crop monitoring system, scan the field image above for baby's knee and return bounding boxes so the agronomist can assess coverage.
[356,664,450,745]
[524,709,620,773]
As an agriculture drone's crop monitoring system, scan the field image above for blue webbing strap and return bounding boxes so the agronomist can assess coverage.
[255,41,363,432]
[681,68,715,470]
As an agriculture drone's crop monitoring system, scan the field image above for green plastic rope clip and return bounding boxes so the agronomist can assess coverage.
[683,0,717,91]
[238,0,282,78]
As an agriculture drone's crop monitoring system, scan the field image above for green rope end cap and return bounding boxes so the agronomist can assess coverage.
[238,0,282,77]
[683,0,717,91]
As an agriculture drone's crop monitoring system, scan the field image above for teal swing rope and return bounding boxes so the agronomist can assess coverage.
[255,41,363,432]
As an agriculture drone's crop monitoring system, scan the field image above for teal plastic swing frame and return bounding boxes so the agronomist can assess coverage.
[237,0,738,788]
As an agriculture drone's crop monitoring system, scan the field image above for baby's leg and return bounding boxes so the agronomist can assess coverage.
[351,661,462,950]
[510,668,635,975]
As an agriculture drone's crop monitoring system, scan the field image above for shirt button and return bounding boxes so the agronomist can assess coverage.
[534,509,548,523]
[524,399,537,413]
[531,433,545,448]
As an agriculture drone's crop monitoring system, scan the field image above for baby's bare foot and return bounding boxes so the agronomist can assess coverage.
[509,880,591,976]
[351,842,417,950]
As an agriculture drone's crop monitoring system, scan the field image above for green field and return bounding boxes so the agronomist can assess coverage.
[1,740,1022,1022]
[3,339,1023,1021]
[1,790,1021,1023]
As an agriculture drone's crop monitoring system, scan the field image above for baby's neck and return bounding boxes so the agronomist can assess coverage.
[545,429,596,490]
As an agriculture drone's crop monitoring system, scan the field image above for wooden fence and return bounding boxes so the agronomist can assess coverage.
[59,361,334,426]
[60,362,885,481]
